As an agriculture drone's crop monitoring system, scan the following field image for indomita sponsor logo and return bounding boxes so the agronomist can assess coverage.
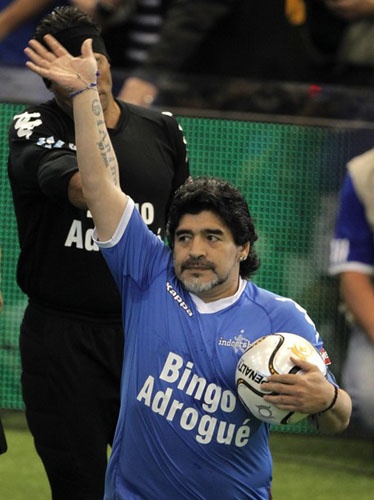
[166,282,193,317]
[218,332,251,354]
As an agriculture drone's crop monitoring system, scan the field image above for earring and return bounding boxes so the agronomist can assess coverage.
[240,255,247,262]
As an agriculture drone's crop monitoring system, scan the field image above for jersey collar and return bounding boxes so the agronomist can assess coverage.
[189,278,247,314]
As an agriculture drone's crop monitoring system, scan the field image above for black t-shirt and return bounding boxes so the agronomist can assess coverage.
[8,99,189,319]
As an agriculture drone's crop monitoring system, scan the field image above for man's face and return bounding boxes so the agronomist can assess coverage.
[50,53,113,114]
[173,210,249,302]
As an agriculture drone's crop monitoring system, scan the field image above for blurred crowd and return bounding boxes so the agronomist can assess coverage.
[2,0,374,114]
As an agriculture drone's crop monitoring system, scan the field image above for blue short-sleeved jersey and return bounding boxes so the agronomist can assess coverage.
[329,173,374,276]
[97,199,332,500]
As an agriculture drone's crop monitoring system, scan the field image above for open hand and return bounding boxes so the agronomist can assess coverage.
[25,35,98,92]
[261,356,335,415]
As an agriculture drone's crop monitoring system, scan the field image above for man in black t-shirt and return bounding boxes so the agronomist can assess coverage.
[0,247,7,456]
[7,6,189,500]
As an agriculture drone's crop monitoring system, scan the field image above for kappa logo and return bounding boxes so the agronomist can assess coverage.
[14,111,42,139]
[166,282,193,317]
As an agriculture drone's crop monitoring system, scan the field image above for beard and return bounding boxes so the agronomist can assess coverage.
[178,273,225,295]
[176,257,229,295]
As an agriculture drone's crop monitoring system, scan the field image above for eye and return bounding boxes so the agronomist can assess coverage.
[176,234,191,243]
[207,234,219,242]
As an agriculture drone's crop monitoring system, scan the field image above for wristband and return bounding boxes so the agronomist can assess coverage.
[69,71,100,99]
[318,384,338,415]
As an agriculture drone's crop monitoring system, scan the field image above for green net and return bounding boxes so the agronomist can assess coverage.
[0,103,28,410]
[177,116,353,434]
[0,104,360,434]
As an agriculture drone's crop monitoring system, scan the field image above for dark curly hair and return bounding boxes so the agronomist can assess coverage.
[34,6,101,42]
[166,176,260,279]
[34,6,105,89]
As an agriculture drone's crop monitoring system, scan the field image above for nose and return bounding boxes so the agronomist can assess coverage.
[188,236,206,258]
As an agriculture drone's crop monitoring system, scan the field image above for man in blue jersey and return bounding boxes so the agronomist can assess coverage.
[25,35,352,499]
[329,149,374,434]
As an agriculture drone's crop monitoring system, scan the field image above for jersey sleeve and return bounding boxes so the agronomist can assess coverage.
[270,296,322,348]
[268,295,334,379]
[329,173,374,275]
[96,198,171,291]
[8,107,78,202]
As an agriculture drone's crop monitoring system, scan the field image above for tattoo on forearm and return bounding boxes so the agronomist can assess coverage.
[90,99,118,186]
[92,99,101,116]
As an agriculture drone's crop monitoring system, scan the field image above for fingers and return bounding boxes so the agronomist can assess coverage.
[289,356,316,371]
[25,60,49,79]
[24,35,96,84]
[24,47,53,72]
[43,34,71,58]
[264,366,318,387]
[24,38,59,77]
[262,382,305,411]
[81,38,93,58]
[42,34,93,61]
[264,396,300,411]
[24,35,73,70]
[30,39,57,61]
[25,35,93,67]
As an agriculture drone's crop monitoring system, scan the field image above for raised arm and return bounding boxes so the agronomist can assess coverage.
[25,35,128,241]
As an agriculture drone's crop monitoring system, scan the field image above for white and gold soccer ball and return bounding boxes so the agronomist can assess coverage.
[235,332,327,425]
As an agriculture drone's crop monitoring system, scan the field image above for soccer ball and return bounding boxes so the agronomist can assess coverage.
[235,332,327,425]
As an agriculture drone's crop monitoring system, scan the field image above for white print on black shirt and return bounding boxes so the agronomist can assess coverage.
[64,221,99,251]
[137,351,251,447]
[134,202,155,226]
[14,111,77,152]
[36,136,76,151]
[64,204,160,250]
[14,111,42,140]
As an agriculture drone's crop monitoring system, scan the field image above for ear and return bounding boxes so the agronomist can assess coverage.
[239,242,250,261]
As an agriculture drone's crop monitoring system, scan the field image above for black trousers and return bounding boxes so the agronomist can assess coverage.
[0,416,7,454]
[19,303,123,500]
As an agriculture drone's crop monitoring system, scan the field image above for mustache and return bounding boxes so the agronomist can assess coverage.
[181,258,215,272]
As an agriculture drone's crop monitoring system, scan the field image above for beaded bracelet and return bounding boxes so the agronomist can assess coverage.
[318,384,338,415]
[69,71,100,99]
